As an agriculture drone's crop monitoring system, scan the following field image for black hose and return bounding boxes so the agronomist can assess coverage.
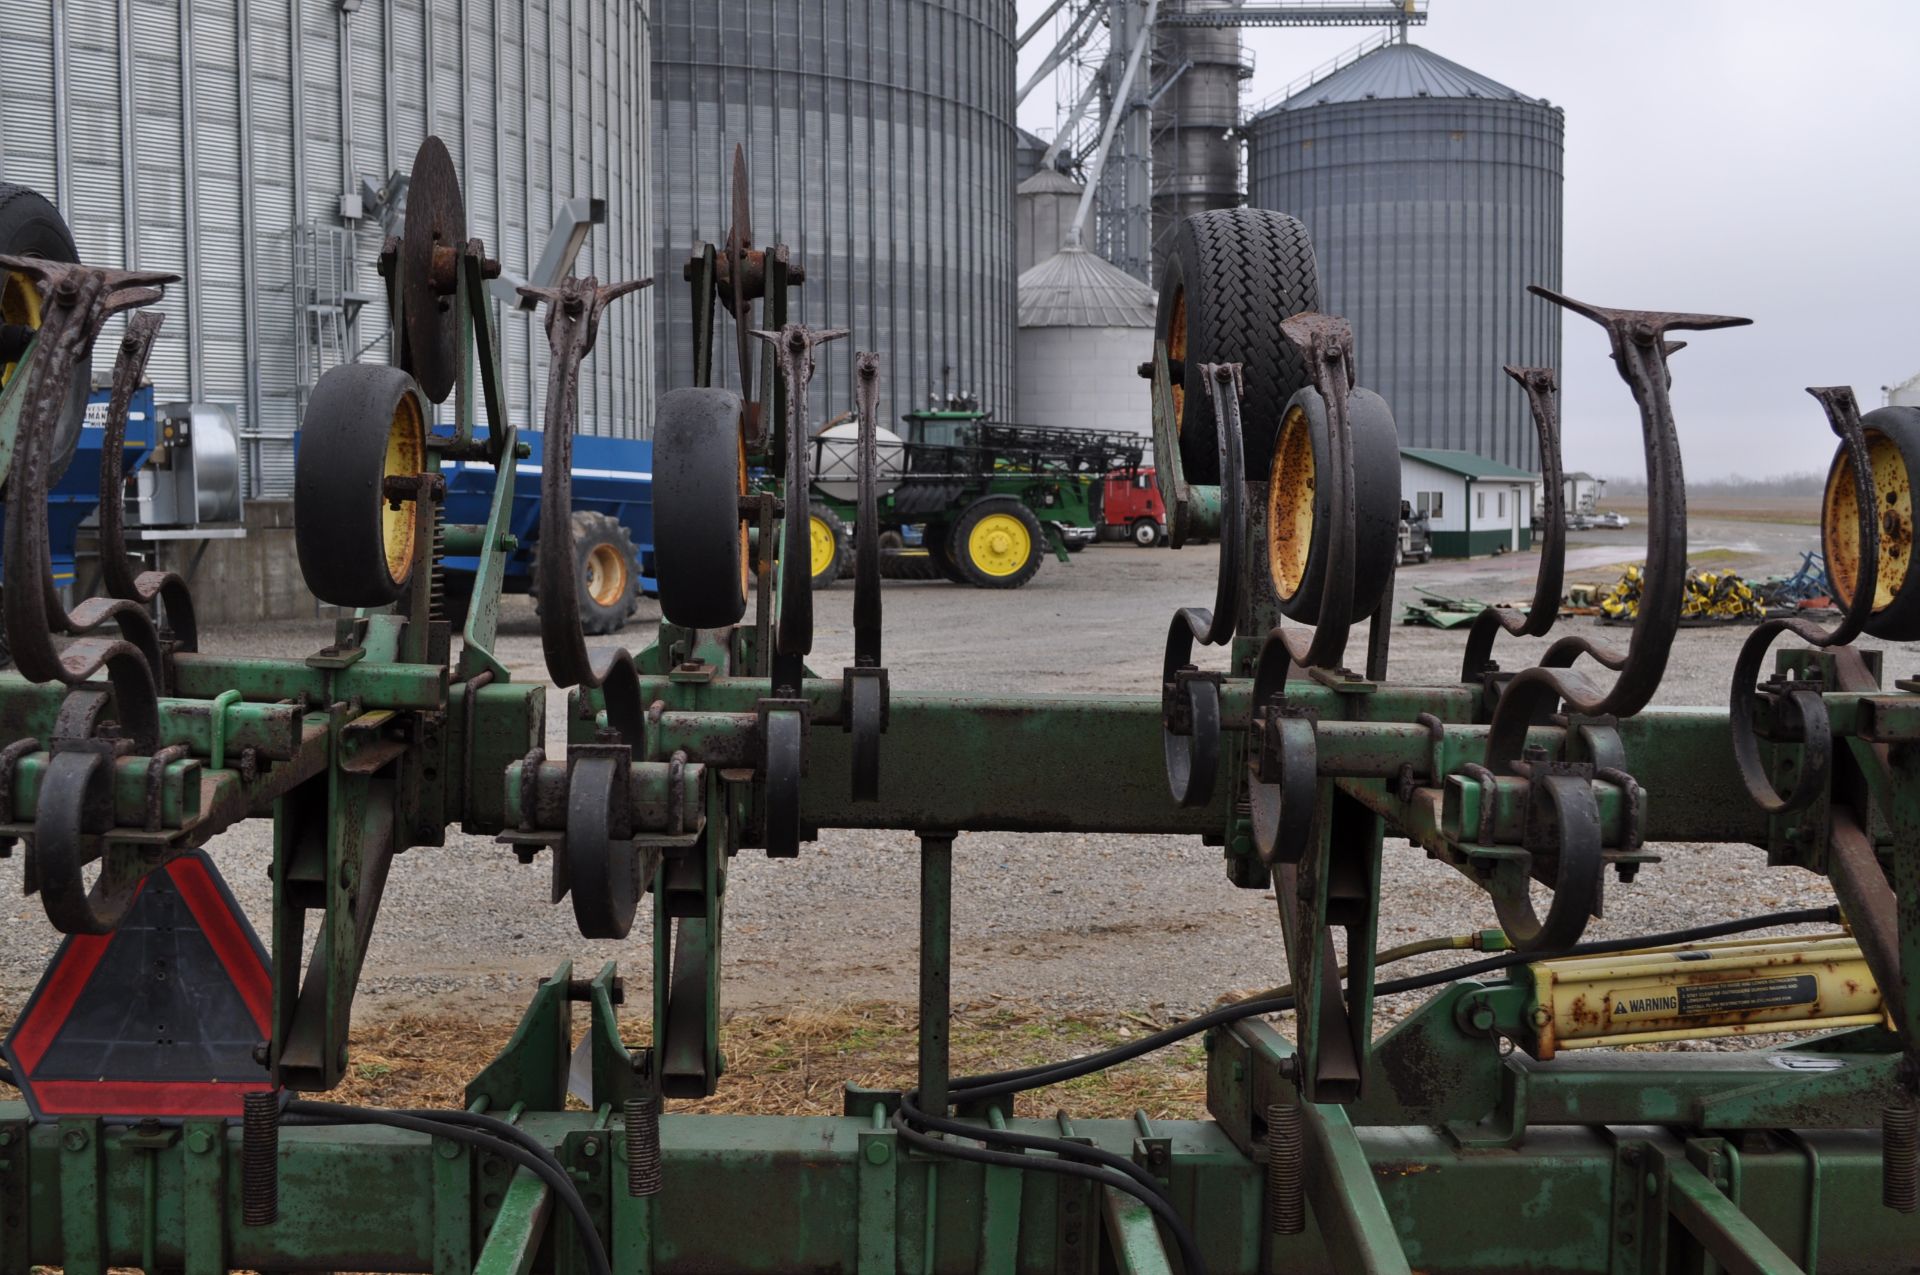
[0,1064,16,1088]
[950,906,1841,1102]
[899,1088,1173,1203]
[890,1109,1212,1275]
[286,1100,613,1275]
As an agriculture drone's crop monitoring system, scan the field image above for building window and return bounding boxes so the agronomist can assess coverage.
[1416,490,1443,518]
[1498,490,1507,518]
[1431,490,1443,518]
[1477,490,1485,519]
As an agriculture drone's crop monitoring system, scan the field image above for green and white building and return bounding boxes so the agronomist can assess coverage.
[1401,448,1539,558]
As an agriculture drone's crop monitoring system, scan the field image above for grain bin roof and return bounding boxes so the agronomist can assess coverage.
[1018,167,1084,196]
[1018,244,1158,329]
[1268,42,1542,113]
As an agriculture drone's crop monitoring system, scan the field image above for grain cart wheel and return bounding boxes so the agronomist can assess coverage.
[540,510,637,636]
[653,387,749,628]
[1155,208,1320,485]
[0,182,90,483]
[294,364,429,607]
[809,503,847,589]
[1266,385,1402,625]
[953,497,1045,589]
[924,522,970,585]
[1823,404,1920,639]
[1131,517,1160,547]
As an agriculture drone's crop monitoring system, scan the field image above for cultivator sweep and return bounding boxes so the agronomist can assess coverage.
[0,140,1918,1273]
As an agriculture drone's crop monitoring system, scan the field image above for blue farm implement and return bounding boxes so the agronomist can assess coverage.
[439,428,654,635]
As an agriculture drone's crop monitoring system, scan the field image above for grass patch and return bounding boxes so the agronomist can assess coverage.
[331,1001,1210,1119]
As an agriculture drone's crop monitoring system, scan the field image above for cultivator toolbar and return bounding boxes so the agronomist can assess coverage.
[0,140,1917,1272]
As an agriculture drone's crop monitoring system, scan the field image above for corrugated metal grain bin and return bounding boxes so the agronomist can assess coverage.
[0,0,653,497]
[1247,41,1562,471]
[651,0,1017,430]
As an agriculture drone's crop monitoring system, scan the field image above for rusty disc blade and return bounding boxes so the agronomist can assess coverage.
[726,144,756,405]
[401,137,467,405]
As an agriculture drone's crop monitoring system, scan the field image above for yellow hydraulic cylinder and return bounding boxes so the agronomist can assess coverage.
[1529,933,1886,1059]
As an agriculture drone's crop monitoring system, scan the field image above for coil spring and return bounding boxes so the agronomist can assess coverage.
[1266,1102,1304,1235]
[625,1096,662,1197]
[1885,1101,1919,1213]
[241,1090,280,1226]
[429,499,448,623]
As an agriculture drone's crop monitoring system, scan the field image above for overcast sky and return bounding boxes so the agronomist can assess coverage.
[1016,0,1920,481]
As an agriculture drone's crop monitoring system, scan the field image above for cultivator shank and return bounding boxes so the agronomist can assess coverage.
[0,144,1917,1273]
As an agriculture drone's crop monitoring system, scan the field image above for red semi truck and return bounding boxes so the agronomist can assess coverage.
[1096,467,1168,546]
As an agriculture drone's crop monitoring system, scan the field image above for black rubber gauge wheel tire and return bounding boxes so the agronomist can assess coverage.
[1266,385,1402,626]
[294,363,430,607]
[1823,404,1920,640]
[1156,208,1321,486]
[0,182,89,485]
[952,497,1046,590]
[653,386,748,628]
[809,502,847,589]
[540,509,638,636]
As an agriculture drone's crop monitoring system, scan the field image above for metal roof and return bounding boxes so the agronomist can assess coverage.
[1401,447,1538,481]
[1018,167,1084,196]
[1018,245,1158,329]
[1267,42,1541,113]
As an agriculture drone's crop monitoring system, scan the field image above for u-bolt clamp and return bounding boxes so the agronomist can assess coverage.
[1161,363,1245,807]
[844,351,888,802]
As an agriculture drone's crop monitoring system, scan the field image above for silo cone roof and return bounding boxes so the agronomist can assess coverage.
[1018,244,1158,329]
[1267,42,1542,113]
[1018,167,1085,196]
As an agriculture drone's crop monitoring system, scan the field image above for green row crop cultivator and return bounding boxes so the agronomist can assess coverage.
[1,136,1919,1273]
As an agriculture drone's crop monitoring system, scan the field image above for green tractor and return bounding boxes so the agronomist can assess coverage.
[803,398,1143,590]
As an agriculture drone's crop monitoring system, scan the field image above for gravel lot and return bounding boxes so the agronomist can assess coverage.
[0,513,1868,1029]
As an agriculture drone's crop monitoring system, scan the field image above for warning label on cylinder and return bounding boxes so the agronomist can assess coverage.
[1675,975,1818,1018]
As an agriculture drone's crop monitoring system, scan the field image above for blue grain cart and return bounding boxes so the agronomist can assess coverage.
[439,429,654,634]
[0,384,159,586]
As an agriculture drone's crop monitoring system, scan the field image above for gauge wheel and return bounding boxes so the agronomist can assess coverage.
[1131,517,1160,547]
[1823,405,1920,640]
[952,498,1045,589]
[540,510,637,636]
[1156,208,1320,486]
[809,503,847,589]
[294,363,430,607]
[0,182,90,484]
[1266,384,1402,626]
[653,387,749,628]
[924,522,970,585]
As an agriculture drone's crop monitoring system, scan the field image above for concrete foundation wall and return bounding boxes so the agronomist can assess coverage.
[144,500,315,626]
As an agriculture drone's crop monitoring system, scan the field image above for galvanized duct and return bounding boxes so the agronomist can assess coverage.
[651,0,1018,431]
[1,0,653,499]
[1247,46,1563,472]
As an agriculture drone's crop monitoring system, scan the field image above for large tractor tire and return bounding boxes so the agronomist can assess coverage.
[1156,209,1321,486]
[951,497,1045,590]
[0,182,91,484]
[924,522,970,585]
[538,510,639,636]
[809,502,848,589]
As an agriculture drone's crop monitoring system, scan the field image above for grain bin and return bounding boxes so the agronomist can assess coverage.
[1017,244,1155,435]
[1151,0,1248,270]
[0,0,653,497]
[1246,41,1562,471]
[651,0,1018,430]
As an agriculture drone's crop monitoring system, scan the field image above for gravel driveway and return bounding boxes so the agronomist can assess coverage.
[0,517,1863,1026]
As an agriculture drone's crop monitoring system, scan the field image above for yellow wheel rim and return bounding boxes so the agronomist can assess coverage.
[810,514,838,579]
[967,513,1032,578]
[1,268,42,386]
[381,394,425,583]
[1826,429,1912,612]
[1268,402,1316,600]
[585,543,627,607]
